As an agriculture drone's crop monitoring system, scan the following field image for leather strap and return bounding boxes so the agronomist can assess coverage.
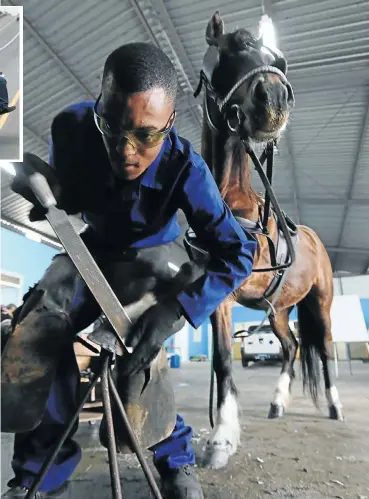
[261,143,274,233]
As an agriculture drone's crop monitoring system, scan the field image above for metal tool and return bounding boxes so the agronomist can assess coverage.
[19,157,133,355]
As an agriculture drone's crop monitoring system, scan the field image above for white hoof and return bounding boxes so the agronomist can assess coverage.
[270,372,291,414]
[202,442,233,469]
[201,422,240,469]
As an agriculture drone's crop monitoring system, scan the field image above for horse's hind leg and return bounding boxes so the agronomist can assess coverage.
[268,309,298,419]
[322,345,344,420]
[297,286,344,420]
[318,297,344,420]
[202,301,240,469]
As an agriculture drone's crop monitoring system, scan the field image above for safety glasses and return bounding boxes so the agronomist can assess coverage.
[93,93,175,149]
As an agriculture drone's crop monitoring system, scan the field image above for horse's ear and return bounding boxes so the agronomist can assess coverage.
[275,57,288,75]
[206,11,224,46]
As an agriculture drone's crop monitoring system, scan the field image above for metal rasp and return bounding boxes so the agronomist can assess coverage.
[19,156,133,356]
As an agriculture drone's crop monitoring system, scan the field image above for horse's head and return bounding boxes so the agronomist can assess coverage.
[202,11,294,143]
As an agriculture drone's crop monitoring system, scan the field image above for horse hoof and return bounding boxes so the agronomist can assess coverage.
[202,444,232,469]
[268,403,284,419]
[329,405,344,421]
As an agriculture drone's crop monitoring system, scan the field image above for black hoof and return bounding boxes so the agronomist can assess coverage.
[329,405,344,421]
[268,403,284,419]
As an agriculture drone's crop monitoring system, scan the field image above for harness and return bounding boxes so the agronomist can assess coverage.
[186,37,298,314]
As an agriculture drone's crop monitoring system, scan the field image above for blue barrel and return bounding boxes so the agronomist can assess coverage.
[170,354,181,368]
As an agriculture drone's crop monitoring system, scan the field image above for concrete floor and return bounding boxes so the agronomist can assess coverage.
[0,14,21,161]
[2,361,369,498]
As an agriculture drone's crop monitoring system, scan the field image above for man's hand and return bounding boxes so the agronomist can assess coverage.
[11,153,62,221]
[120,299,184,376]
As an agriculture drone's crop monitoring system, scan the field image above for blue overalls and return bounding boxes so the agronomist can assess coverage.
[10,101,256,492]
[0,75,10,111]
[11,343,195,491]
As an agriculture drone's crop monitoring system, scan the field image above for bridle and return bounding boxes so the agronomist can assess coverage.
[194,38,292,132]
[199,62,289,134]
[193,38,296,273]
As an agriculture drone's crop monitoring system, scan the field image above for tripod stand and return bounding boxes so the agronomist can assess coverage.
[24,345,164,499]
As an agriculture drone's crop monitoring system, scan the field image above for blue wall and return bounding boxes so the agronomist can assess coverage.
[231,306,298,324]
[188,326,209,358]
[1,228,60,297]
[189,301,369,359]
[361,298,369,328]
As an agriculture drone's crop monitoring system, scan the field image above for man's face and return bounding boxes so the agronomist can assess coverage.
[99,85,175,181]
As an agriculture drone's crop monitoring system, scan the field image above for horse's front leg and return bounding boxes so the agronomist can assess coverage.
[202,300,240,469]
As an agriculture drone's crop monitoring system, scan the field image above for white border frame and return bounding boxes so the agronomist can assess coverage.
[0,6,23,162]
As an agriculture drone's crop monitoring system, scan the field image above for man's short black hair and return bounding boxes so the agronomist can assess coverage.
[102,42,177,102]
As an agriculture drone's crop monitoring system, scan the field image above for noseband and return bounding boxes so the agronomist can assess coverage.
[218,65,289,113]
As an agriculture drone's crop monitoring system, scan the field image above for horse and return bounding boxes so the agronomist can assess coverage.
[190,12,344,470]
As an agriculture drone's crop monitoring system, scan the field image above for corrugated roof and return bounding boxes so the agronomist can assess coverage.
[1,0,368,275]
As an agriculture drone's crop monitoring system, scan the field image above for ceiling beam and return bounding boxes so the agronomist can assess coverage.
[284,134,301,224]
[288,53,369,71]
[364,255,369,276]
[5,0,96,159]
[1,216,62,249]
[277,197,369,206]
[129,0,203,129]
[149,0,200,87]
[1,179,12,198]
[9,0,202,127]
[23,125,50,160]
[262,0,301,224]
[334,87,369,272]
[176,93,200,110]
[23,124,48,146]
[289,69,369,95]
[334,270,369,277]
[326,246,369,255]
[16,7,95,100]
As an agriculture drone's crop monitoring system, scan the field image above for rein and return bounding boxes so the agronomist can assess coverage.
[246,143,295,272]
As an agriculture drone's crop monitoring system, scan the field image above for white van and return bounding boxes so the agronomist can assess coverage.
[237,320,297,367]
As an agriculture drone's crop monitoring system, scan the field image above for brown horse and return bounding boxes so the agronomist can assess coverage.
[194,12,344,469]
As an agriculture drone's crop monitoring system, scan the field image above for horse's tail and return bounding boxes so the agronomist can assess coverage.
[297,287,325,407]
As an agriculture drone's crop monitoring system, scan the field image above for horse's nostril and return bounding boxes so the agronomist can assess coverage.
[253,80,268,103]
[286,83,295,106]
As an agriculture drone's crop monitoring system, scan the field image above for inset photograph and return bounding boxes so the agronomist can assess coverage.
[0,6,22,161]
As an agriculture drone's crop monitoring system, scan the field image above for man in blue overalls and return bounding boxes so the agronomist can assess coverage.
[0,72,16,115]
[2,42,256,498]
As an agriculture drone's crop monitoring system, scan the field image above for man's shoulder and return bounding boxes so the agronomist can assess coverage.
[51,101,95,132]
[58,100,95,118]
[50,100,107,177]
[168,129,206,172]
[51,101,101,156]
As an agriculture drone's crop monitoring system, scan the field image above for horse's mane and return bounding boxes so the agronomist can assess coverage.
[219,137,263,205]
